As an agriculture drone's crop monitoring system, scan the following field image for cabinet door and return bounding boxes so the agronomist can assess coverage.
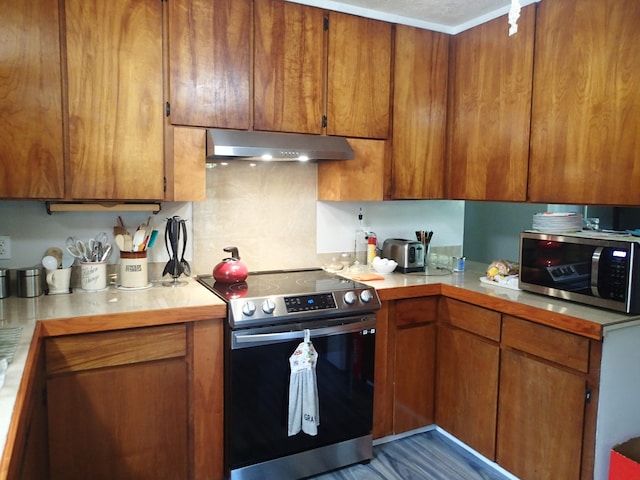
[169,0,250,129]
[47,361,188,480]
[254,0,324,134]
[46,325,188,480]
[317,138,385,201]
[164,126,206,202]
[448,6,535,201]
[528,0,640,205]
[393,297,437,434]
[327,12,392,139]
[497,349,586,480]
[436,326,499,460]
[395,323,436,433]
[0,0,64,199]
[390,26,448,199]
[65,0,164,200]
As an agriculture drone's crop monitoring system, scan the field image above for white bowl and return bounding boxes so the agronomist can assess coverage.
[372,257,397,274]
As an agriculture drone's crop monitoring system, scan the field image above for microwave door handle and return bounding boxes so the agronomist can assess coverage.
[591,247,604,297]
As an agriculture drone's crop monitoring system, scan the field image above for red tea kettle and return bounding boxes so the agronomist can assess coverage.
[213,247,248,283]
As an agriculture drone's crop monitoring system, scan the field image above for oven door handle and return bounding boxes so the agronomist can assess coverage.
[233,318,376,348]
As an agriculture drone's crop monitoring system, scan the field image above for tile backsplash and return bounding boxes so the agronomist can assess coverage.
[192,161,320,274]
[191,161,465,275]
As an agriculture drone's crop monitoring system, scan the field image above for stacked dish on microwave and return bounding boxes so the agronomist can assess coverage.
[532,212,582,233]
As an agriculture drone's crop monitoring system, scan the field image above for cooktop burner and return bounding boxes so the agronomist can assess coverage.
[197,268,381,328]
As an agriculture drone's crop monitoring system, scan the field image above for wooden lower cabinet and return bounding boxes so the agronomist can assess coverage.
[497,315,597,480]
[436,326,499,459]
[436,298,500,459]
[45,325,188,480]
[42,321,224,480]
[497,349,586,480]
[47,360,188,480]
[388,297,438,434]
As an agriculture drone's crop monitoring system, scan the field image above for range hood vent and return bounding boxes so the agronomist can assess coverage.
[206,129,354,162]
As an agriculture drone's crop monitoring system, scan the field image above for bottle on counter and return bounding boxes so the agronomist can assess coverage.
[354,209,368,267]
[367,235,377,265]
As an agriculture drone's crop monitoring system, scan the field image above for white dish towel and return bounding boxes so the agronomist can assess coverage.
[288,329,320,436]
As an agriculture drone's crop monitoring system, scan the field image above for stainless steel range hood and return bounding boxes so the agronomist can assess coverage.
[206,129,354,162]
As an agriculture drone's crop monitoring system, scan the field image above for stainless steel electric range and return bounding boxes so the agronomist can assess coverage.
[197,268,381,480]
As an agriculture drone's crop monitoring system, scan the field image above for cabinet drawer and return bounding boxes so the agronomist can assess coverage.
[395,297,438,327]
[502,315,589,373]
[46,324,187,374]
[440,298,501,341]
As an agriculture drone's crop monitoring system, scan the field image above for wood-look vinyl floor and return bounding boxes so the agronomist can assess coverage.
[309,429,514,480]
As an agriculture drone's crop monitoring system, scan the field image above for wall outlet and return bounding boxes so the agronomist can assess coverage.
[0,236,11,259]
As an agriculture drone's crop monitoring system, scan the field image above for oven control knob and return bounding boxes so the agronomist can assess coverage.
[360,289,374,303]
[242,301,256,316]
[344,291,357,305]
[262,299,276,314]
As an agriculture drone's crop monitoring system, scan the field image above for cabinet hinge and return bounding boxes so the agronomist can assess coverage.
[324,17,329,31]
[585,387,592,403]
[322,115,327,128]
[165,101,170,117]
[163,177,167,193]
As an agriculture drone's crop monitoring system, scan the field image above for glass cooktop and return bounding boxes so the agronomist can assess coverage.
[197,268,363,301]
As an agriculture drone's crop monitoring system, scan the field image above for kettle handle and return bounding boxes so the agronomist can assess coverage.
[223,246,240,260]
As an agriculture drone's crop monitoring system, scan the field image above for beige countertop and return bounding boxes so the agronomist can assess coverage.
[2,265,639,468]
[351,261,639,338]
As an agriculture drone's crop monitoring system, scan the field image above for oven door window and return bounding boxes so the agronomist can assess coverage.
[227,327,375,470]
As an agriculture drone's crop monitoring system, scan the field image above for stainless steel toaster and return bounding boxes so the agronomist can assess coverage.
[382,238,425,273]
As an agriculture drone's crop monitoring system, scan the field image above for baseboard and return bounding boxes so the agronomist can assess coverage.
[373,424,437,446]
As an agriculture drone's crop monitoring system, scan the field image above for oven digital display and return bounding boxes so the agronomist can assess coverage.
[284,293,337,312]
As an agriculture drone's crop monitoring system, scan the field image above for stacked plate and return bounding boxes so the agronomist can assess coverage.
[532,212,582,233]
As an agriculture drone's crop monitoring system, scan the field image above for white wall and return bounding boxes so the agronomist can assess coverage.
[317,200,464,254]
[0,163,466,276]
[0,201,192,272]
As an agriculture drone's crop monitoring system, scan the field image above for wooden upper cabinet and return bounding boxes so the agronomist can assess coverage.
[448,6,535,201]
[0,0,64,199]
[528,0,640,205]
[168,0,251,129]
[65,0,164,200]
[390,26,448,199]
[317,138,386,201]
[254,0,324,134]
[327,12,392,139]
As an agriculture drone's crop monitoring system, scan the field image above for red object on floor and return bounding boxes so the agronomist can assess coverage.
[610,437,640,479]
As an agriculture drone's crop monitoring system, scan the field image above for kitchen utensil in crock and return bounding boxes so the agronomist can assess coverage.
[162,216,186,287]
[213,247,248,283]
[66,237,89,262]
[179,219,191,277]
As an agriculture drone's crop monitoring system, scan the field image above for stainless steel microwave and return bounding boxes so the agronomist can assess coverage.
[519,231,640,314]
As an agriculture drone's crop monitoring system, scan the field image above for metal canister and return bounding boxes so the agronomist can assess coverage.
[17,267,43,297]
[0,268,9,298]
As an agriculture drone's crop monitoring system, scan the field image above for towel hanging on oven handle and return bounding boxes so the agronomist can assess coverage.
[288,329,320,436]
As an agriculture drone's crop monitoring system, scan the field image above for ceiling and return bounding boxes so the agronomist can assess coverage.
[287,0,540,34]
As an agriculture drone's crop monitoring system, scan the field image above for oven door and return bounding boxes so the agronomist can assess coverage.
[225,314,376,476]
